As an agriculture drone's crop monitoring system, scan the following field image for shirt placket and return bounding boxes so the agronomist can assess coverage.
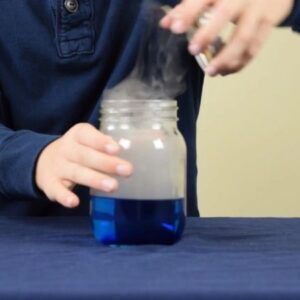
[56,0,95,57]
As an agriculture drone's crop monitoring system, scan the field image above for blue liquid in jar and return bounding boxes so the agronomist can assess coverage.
[90,197,185,245]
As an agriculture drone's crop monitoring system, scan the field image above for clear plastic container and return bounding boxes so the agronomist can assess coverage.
[90,99,186,245]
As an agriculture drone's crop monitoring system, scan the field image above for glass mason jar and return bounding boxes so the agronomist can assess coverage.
[90,99,187,245]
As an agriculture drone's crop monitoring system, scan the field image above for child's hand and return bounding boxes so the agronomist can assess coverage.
[35,123,133,208]
[160,0,294,76]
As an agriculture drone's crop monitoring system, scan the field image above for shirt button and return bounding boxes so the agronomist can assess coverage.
[64,0,79,13]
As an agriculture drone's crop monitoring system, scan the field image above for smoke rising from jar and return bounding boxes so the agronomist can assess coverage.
[103,1,190,101]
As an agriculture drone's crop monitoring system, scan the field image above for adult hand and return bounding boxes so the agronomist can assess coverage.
[160,0,294,76]
[35,123,133,208]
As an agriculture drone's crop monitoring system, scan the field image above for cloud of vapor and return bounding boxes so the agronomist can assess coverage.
[103,1,190,101]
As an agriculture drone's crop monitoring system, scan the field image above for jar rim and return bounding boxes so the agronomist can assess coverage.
[100,99,178,122]
[101,99,177,107]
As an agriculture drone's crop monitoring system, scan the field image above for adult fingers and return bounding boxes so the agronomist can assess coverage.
[160,0,213,33]
[247,20,272,62]
[189,0,244,55]
[205,5,262,76]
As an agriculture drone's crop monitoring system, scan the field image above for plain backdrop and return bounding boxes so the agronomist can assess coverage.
[197,28,300,217]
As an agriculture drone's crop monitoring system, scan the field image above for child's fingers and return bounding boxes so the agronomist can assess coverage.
[47,180,80,208]
[62,163,119,193]
[67,144,133,177]
[69,123,120,155]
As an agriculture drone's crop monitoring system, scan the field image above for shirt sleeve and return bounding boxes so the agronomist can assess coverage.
[281,1,300,33]
[0,114,59,202]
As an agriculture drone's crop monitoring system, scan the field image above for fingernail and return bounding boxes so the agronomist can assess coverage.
[171,20,185,33]
[101,179,116,192]
[189,43,201,55]
[66,196,76,208]
[105,143,119,154]
[116,164,133,177]
[205,65,218,77]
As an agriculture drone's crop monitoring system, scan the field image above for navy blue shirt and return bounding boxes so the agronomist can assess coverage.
[282,0,300,31]
[0,0,204,216]
[0,1,299,216]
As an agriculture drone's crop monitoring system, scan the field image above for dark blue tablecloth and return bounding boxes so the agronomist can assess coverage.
[0,217,300,300]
